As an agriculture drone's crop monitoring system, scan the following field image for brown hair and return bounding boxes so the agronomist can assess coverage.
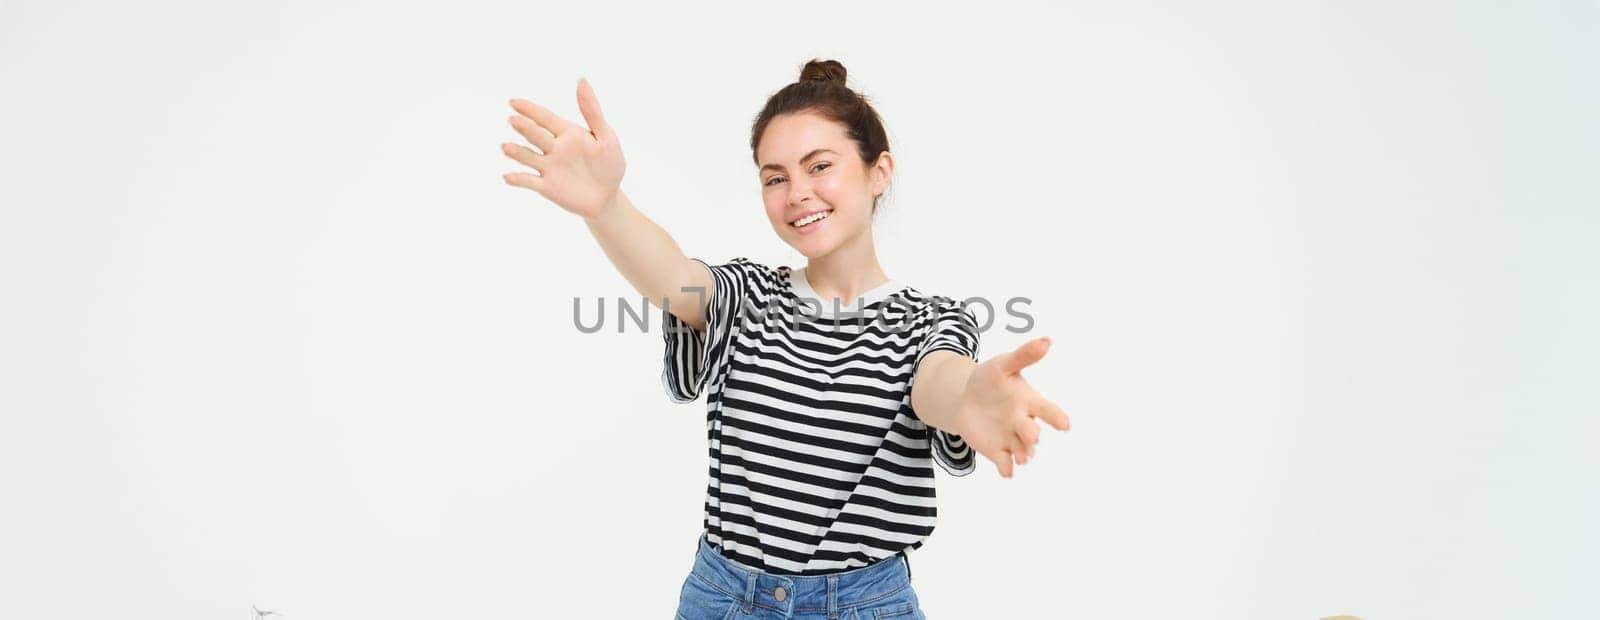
[750,59,893,213]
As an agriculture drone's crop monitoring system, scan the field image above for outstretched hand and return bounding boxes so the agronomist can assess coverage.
[501,77,626,220]
[954,337,1070,478]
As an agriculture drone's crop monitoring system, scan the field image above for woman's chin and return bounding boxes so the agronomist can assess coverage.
[789,237,833,259]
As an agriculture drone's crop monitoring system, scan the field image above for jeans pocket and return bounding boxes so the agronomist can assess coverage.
[859,584,925,620]
[675,572,742,620]
[869,602,917,619]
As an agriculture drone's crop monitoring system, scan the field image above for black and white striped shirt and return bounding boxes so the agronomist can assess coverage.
[661,257,982,575]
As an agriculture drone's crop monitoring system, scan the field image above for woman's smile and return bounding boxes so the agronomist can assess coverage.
[789,208,833,233]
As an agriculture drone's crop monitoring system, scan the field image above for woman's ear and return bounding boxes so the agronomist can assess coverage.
[869,150,894,197]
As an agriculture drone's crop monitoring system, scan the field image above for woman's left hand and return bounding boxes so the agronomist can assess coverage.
[953,337,1070,478]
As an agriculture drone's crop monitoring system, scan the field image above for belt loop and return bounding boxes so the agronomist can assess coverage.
[899,549,913,581]
[826,574,840,618]
[742,568,756,613]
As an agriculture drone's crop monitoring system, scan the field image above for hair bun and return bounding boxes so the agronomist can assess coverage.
[798,59,848,86]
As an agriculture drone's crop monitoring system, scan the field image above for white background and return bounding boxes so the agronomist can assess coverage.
[3,1,1596,618]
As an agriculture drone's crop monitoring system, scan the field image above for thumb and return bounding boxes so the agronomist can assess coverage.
[1001,337,1051,374]
[576,77,613,140]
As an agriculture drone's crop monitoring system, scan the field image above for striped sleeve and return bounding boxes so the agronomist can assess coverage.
[661,258,752,403]
[909,297,982,476]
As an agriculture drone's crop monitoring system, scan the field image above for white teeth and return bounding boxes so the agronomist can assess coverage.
[792,211,831,227]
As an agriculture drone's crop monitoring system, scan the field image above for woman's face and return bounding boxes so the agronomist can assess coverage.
[756,112,890,259]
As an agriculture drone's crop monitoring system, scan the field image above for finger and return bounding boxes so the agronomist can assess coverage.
[575,77,614,141]
[1015,417,1040,454]
[991,448,1014,479]
[1010,432,1031,466]
[502,171,545,192]
[501,141,545,171]
[1000,337,1052,375]
[1032,396,1071,432]
[509,97,574,139]
[508,114,556,153]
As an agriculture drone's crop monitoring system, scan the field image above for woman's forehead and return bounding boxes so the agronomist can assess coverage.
[758,114,851,166]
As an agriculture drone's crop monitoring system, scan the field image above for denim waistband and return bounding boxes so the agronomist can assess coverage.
[690,531,914,617]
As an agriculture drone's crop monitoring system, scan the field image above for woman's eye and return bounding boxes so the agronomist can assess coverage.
[764,163,826,186]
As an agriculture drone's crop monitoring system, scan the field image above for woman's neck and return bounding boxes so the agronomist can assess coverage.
[804,229,888,304]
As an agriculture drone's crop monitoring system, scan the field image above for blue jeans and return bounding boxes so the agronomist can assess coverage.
[675,531,926,619]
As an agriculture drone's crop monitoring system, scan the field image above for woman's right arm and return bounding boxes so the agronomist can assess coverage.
[500,78,715,331]
[582,190,714,331]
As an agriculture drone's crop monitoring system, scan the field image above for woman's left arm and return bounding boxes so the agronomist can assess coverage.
[910,337,1070,478]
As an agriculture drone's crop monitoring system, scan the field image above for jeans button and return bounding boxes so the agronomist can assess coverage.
[773,585,787,602]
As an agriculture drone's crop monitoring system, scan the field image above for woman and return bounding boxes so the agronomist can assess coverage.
[501,58,1069,619]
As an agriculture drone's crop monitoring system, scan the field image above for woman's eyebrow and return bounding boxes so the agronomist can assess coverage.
[760,149,839,174]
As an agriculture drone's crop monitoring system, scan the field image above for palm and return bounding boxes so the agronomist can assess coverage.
[501,78,626,219]
[955,337,1070,478]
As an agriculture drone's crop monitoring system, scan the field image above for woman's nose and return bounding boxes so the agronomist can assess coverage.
[788,182,815,207]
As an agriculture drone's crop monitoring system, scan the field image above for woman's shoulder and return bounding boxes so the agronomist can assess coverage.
[700,257,788,294]
[709,257,778,278]
[885,284,967,312]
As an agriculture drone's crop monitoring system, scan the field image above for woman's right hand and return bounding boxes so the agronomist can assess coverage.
[501,77,626,220]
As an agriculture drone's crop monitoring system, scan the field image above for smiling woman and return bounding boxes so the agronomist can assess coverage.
[500,58,1069,619]
[751,60,895,266]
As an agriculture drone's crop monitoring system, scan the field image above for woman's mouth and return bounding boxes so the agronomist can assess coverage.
[790,209,832,234]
